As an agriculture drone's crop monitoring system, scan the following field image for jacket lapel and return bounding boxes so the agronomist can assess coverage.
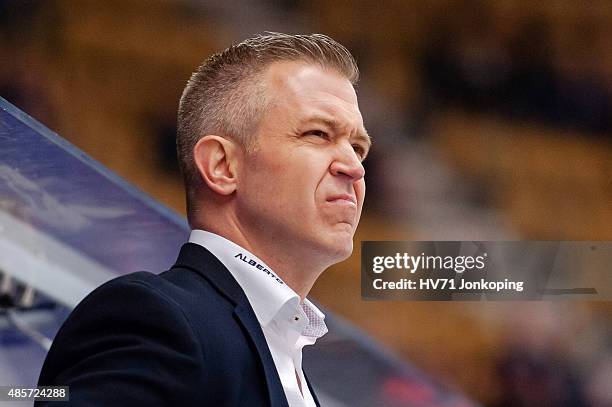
[235,305,289,407]
[173,243,289,407]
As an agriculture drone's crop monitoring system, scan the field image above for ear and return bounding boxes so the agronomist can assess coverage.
[193,135,239,195]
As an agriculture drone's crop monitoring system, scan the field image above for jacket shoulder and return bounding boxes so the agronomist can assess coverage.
[37,271,207,405]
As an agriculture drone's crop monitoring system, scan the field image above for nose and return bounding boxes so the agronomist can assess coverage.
[329,144,365,181]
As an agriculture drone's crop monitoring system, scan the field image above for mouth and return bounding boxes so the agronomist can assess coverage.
[326,194,357,207]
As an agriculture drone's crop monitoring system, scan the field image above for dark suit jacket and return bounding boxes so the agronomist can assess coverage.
[37,243,321,406]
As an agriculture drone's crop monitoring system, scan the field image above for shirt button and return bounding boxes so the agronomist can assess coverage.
[294,316,300,321]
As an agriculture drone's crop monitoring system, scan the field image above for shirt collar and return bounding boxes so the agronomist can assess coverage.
[189,230,327,338]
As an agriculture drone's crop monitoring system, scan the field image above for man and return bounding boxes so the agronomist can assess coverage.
[37,32,370,406]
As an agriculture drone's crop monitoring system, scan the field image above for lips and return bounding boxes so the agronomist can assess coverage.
[326,194,357,206]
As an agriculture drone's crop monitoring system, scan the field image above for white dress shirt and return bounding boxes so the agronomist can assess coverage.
[189,230,327,407]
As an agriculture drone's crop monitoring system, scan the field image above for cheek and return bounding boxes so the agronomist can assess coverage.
[355,180,366,204]
[245,161,312,213]
[244,148,329,212]
[289,154,328,196]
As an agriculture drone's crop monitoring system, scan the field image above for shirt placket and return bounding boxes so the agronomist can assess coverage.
[276,313,310,407]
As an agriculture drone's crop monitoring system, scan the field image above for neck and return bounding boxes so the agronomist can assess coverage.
[194,212,328,300]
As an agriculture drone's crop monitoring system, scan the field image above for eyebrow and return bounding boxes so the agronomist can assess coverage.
[303,116,372,149]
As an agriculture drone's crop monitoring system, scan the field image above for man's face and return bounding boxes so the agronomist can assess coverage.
[235,61,369,267]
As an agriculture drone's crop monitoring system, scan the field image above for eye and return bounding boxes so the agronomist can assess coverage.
[304,130,329,139]
[352,144,367,160]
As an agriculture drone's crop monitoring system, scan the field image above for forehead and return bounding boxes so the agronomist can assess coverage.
[263,61,364,129]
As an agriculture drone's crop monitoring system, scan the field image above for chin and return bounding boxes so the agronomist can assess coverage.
[307,222,356,265]
[336,243,354,262]
[324,234,354,264]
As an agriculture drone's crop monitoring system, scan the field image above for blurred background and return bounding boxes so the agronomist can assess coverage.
[1,0,611,405]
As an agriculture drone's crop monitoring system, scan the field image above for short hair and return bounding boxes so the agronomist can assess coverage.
[176,32,359,199]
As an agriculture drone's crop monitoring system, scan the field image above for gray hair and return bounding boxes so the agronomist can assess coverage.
[176,32,359,201]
